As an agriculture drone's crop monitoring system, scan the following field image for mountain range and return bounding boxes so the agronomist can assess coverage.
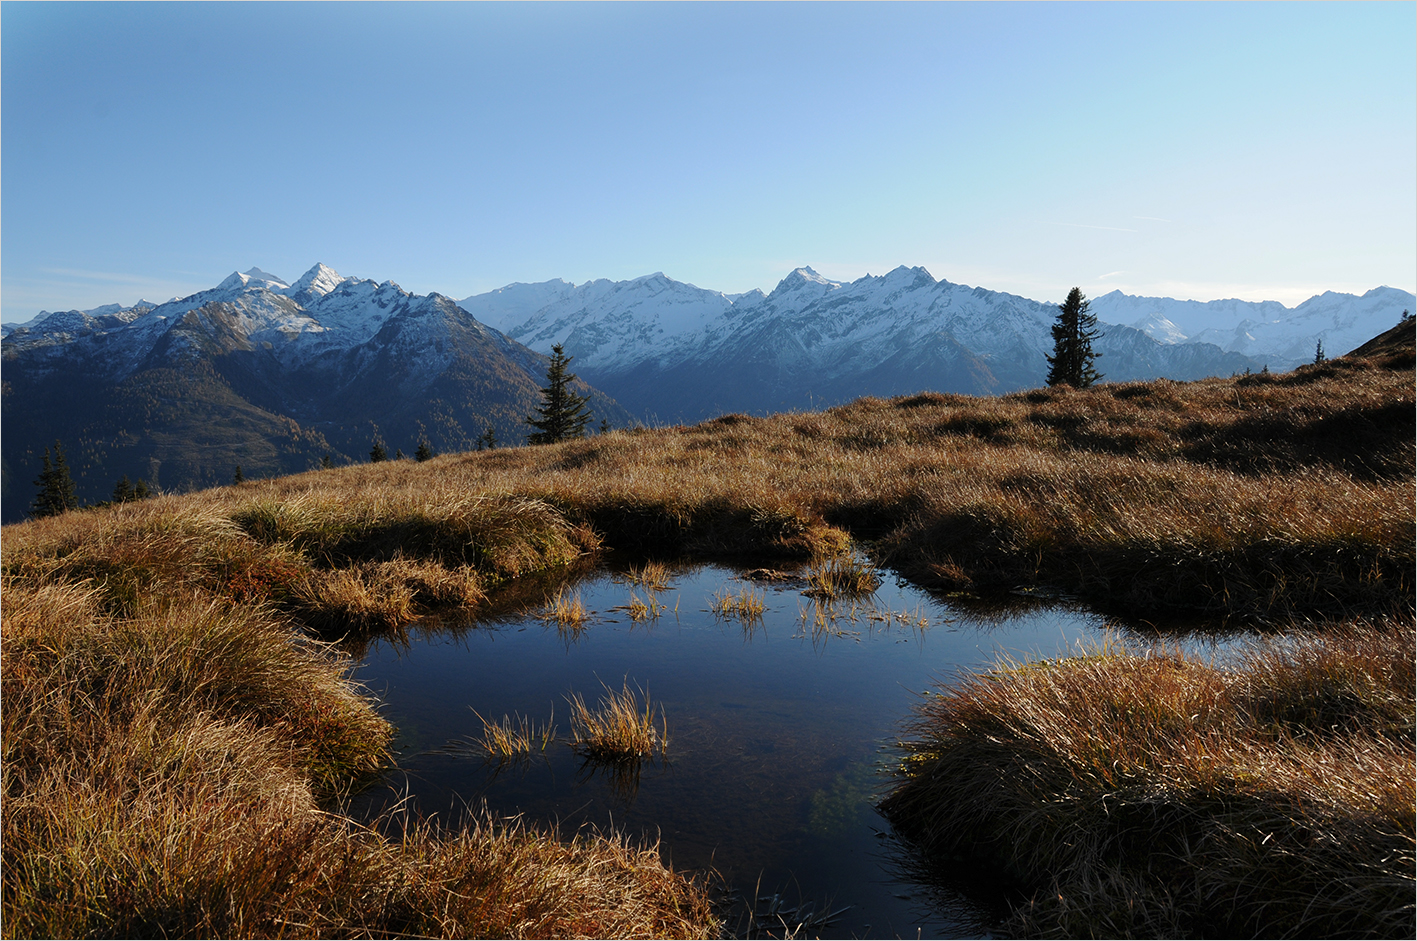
[4,262,1411,522]
[1,265,629,522]
[458,266,1413,421]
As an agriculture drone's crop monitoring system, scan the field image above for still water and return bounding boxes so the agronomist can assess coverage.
[349,563,1117,938]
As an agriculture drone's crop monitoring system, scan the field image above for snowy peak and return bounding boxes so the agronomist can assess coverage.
[776,266,841,292]
[285,263,347,299]
[243,267,289,287]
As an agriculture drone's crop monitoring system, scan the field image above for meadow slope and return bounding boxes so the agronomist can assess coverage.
[2,322,1411,937]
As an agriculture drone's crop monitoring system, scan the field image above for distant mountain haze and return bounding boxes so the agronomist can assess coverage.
[4,263,1410,521]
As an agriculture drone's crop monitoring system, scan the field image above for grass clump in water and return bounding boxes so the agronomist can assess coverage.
[710,585,766,622]
[567,680,668,761]
[624,560,672,592]
[469,708,558,761]
[539,586,588,628]
[804,556,882,599]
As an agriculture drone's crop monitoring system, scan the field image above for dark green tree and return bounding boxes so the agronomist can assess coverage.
[477,427,498,451]
[415,439,434,462]
[30,440,78,518]
[233,465,245,485]
[112,475,135,503]
[526,344,592,444]
[394,448,405,460]
[1046,287,1103,388]
[369,438,388,463]
[1314,340,1326,364]
[134,479,152,500]
[321,453,334,470]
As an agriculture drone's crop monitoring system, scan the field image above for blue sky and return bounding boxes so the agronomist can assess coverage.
[3,2,1413,320]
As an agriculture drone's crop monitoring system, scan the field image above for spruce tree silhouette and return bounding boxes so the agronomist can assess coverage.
[526,344,592,444]
[1046,287,1103,388]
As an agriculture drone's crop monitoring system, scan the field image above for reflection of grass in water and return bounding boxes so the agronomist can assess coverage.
[807,760,878,836]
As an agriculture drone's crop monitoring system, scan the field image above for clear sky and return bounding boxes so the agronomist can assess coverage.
[3,1,1413,321]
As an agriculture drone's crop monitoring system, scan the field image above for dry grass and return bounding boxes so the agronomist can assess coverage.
[539,586,589,628]
[567,680,668,761]
[882,620,1416,938]
[624,560,673,592]
[0,575,715,939]
[2,343,1409,937]
[711,585,767,622]
[469,708,558,760]
[804,555,882,599]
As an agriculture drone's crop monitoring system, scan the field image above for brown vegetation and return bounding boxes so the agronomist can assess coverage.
[2,341,1411,937]
[882,621,1415,938]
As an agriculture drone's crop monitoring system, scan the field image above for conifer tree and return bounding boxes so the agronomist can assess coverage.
[321,453,334,470]
[415,439,434,462]
[526,344,592,444]
[369,438,388,463]
[1046,287,1103,388]
[134,479,152,500]
[30,440,78,518]
[112,475,135,503]
[233,465,245,485]
[477,427,498,451]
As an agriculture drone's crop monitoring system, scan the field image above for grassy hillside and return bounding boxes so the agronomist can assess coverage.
[2,329,1411,937]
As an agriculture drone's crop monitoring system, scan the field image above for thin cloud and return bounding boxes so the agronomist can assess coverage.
[1097,271,1125,280]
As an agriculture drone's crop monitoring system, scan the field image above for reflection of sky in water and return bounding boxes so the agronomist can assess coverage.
[350,564,1133,938]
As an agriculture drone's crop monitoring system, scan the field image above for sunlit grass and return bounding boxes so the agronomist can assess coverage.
[710,585,766,622]
[804,556,881,599]
[566,680,668,761]
[883,619,1417,938]
[624,561,672,592]
[538,586,588,628]
[468,707,557,760]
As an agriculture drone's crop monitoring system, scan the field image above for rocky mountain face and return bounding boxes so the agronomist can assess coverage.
[2,265,630,522]
[462,266,1301,422]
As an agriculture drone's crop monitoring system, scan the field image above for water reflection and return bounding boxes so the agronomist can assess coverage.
[350,561,1127,938]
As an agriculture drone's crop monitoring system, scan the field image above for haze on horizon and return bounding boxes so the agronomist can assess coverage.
[2,2,1413,322]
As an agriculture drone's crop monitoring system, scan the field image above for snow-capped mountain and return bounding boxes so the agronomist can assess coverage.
[1088,287,1414,366]
[460,265,1294,421]
[2,264,630,522]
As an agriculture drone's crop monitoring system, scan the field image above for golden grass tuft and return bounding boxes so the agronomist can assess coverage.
[624,560,672,592]
[710,585,766,622]
[539,586,588,628]
[882,619,1416,938]
[804,555,882,598]
[469,708,558,760]
[567,680,668,761]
